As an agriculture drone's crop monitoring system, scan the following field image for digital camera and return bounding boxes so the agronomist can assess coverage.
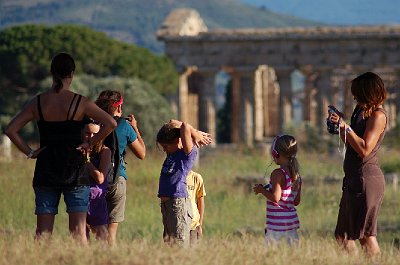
[327,106,340,134]
[263,183,272,191]
[124,116,132,122]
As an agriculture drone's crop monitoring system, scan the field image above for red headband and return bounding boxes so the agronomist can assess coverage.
[112,96,123,107]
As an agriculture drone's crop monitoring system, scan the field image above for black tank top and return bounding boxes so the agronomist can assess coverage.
[33,94,85,187]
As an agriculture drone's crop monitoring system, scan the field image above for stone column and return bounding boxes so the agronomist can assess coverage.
[245,99,254,147]
[315,71,332,132]
[302,66,318,126]
[275,69,292,129]
[266,67,281,136]
[254,66,265,142]
[230,72,241,143]
[179,66,197,123]
[239,71,256,146]
[0,135,11,162]
[198,71,217,145]
[386,92,397,130]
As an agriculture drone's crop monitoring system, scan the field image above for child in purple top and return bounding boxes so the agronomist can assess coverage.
[82,121,111,242]
[156,120,212,246]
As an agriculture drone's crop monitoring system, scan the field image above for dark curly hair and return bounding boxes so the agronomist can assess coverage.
[95,90,122,115]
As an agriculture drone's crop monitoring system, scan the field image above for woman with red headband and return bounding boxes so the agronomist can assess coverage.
[95,90,146,245]
[4,53,116,243]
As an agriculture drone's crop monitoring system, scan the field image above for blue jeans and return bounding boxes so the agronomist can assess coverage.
[34,186,90,215]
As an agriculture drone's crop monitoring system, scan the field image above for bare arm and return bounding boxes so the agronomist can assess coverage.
[86,147,111,185]
[4,98,43,157]
[78,100,117,150]
[126,114,145,160]
[197,196,205,226]
[253,169,284,203]
[170,119,212,154]
[197,196,205,238]
[331,110,386,158]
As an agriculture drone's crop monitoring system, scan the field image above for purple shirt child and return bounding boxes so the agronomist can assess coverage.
[158,147,198,198]
[87,156,109,226]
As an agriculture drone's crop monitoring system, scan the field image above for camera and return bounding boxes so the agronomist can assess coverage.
[263,183,272,191]
[124,116,132,122]
[327,106,339,134]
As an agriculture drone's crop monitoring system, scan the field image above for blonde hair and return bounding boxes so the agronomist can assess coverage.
[274,135,300,190]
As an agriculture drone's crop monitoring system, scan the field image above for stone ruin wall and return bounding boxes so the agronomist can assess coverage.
[158,9,400,145]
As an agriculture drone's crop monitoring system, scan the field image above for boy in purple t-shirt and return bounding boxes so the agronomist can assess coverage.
[156,120,212,247]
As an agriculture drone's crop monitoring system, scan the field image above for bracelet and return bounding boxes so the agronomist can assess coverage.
[85,153,91,163]
[345,126,353,134]
[26,149,35,159]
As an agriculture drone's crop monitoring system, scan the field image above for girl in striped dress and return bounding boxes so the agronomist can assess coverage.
[253,135,302,246]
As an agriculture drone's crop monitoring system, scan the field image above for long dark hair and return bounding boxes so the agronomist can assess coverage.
[351,72,386,118]
[50,52,75,92]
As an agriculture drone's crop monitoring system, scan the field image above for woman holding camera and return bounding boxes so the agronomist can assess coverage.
[328,72,387,256]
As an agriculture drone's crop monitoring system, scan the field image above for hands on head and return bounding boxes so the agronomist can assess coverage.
[193,130,212,148]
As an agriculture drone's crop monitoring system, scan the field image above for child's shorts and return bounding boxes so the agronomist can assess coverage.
[106,176,126,223]
[34,186,90,215]
[160,197,193,246]
[265,229,299,246]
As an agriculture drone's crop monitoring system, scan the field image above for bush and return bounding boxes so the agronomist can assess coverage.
[0,24,178,123]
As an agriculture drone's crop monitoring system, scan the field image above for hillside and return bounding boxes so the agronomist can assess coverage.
[0,0,321,52]
[240,0,400,25]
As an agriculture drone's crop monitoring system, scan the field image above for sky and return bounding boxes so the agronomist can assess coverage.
[240,0,400,25]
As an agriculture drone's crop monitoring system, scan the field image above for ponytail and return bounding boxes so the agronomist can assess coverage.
[53,75,63,92]
[288,156,300,191]
[274,135,300,190]
[50,52,75,93]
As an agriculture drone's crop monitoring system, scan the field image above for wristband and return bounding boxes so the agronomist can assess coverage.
[345,126,353,134]
[27,149,35,159]
[85,153,91,163]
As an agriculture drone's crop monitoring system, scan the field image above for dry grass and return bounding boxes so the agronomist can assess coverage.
[1,148,400,264]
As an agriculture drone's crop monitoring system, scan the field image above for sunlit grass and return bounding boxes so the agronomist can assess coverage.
[1,147,400,264]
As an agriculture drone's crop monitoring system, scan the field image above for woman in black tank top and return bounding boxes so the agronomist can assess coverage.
[4,53,117,244]
[328,72,387,257]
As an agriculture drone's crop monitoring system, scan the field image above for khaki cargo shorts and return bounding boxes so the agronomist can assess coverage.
[160,197,193,247]
[106,176,126,223]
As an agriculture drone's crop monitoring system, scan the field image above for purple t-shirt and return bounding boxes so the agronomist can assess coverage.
[87,155,109,226]
[158,147,198,198]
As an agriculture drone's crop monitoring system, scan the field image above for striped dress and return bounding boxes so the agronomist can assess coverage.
[266,168,301,232]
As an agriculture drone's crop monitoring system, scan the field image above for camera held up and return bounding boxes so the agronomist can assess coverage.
[326,105,340,135]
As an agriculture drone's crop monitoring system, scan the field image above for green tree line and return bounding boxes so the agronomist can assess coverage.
[0,24,178,142]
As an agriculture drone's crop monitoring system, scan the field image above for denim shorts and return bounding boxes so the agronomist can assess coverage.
[34,186,90,215]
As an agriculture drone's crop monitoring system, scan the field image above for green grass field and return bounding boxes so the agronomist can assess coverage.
[1,147,400,264]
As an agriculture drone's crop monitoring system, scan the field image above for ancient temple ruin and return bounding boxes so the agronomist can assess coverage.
[157,8,400,145]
